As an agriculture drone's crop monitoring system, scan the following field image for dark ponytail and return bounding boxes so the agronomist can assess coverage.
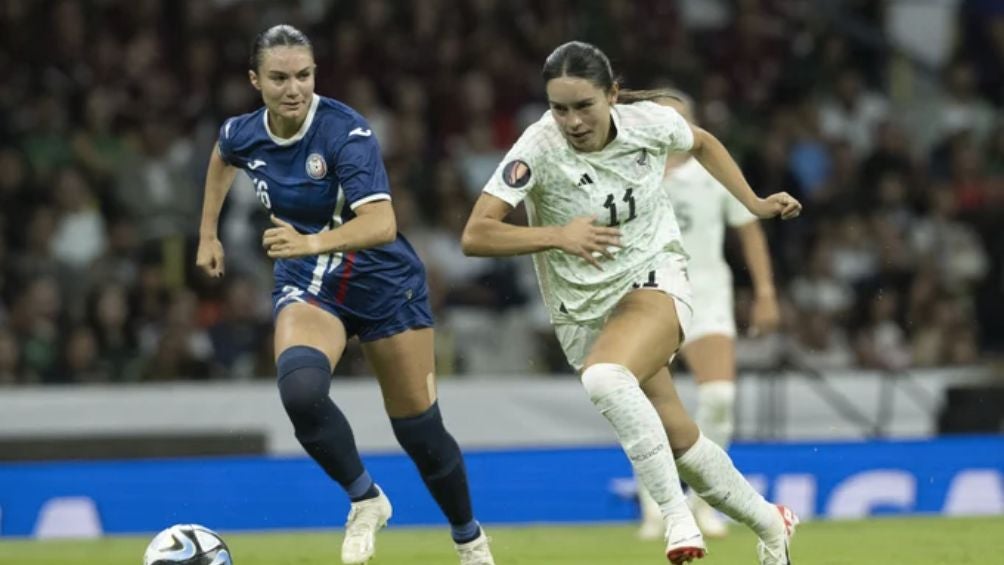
[542,41,616,92]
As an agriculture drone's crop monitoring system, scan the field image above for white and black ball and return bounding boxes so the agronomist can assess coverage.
[143,524,232,565]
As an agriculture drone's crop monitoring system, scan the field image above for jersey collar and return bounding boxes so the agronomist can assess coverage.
[561,105,623,154]
[609,104,623,137]
[595,106,623,152]
[263,94,320,146]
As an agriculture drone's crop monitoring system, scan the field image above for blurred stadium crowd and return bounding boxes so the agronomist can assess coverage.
[0,0,1002,384]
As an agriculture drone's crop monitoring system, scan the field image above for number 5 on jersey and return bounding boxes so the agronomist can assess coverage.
[603,188,637,227]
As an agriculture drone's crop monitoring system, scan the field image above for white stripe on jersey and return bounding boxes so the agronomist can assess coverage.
[307,186,347,294]
[307,254,329,295]
[349,192,391,210]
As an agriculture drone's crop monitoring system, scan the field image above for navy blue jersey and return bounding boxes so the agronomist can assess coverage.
[218,95,428,323]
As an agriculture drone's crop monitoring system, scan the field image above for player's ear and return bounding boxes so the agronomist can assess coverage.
[248,70,261,91]
[608,82,619,106]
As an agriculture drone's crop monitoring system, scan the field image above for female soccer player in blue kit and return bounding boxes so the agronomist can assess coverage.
[195,25,494,565]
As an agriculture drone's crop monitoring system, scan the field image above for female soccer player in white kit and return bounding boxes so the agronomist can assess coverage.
[630,91,782,540]
[461,42,800,564]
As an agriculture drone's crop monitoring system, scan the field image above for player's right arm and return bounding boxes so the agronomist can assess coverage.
[461,130,620,269]
[461,194,620,270]
[196,143,238,278]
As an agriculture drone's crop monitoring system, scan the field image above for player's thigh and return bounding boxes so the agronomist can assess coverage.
[682,334,737,383]
[583,290,685,380]
[362,327,436,418]
[273,302,347,370]
[642,365,700,454]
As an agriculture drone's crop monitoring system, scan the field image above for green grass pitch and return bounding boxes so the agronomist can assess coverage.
[2,516,1002,564]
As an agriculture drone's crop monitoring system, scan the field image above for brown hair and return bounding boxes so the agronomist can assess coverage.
[617,88,693,107]
[542,41,616,93]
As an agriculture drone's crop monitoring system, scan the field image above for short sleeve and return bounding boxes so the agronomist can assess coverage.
[482,131,541,207]
[217,118,239,166]
[334,123,391,210]
[654,104,695,153]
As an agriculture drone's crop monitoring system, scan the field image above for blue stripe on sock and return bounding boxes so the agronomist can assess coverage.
[346,471,375,501]
[451,519,480,544]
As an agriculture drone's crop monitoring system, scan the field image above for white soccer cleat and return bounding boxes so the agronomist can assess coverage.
[455,529,496,565]
[665,513,707,564]
[689,493,729,539]
[340,486,392,564]
[757,504,798,565]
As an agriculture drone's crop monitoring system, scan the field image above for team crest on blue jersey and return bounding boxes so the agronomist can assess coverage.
[306,153,327,179]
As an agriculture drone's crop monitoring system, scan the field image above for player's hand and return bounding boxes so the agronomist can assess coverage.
[196,237,225,278]
[748,293,780,337]
[263,215,321,259]
[752,192,801,220]
[557,215,622,270]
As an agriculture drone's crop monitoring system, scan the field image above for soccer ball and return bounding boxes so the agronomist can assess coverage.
[143,524,232,565]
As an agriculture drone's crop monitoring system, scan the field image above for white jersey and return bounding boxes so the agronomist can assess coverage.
[483,101,694,323]
[663,158,756,290]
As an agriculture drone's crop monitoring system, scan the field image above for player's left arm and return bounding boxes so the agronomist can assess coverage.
[689,127,802,221]
[264,120,397,259]
[734,220,780,336]
[263,201,395,259]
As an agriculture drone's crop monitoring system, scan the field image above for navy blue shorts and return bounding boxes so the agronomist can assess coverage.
[271,283,434,343]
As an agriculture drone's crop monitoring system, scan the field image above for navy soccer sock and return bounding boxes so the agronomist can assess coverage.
[277,346,378,502]
[391,402,479,543]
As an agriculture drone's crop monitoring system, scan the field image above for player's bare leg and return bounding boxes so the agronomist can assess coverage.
[274,302,348,370]
[583,291,704,563]
[365,328,494,564]
[643,365,796,563]
[681,335,736,538]
[274,304,391,565]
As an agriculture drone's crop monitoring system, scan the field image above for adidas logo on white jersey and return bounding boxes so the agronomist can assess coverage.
[577,173,594,186]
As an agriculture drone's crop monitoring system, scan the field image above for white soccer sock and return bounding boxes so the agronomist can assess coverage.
[695,381,736,450]
[581,363,690,520]
[675,433,780,540]
[638,481,663,524]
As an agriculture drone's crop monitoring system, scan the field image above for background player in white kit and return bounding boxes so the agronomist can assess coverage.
[627,91,782,541]
[461,41,800,564]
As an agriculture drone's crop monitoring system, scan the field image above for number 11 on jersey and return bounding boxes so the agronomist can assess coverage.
[603,188,637,227]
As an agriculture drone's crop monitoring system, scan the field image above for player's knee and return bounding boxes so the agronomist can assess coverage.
[391,402,461,477]
[276,346,332,415]
[580,363,638,403]
[697,381,736,421]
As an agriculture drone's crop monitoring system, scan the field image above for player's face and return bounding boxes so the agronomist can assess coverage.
[250,46,316,125]
[546,76,617,152]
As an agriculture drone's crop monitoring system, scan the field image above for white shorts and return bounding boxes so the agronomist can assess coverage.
[554,254,694,373]
[685,282,736,343]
